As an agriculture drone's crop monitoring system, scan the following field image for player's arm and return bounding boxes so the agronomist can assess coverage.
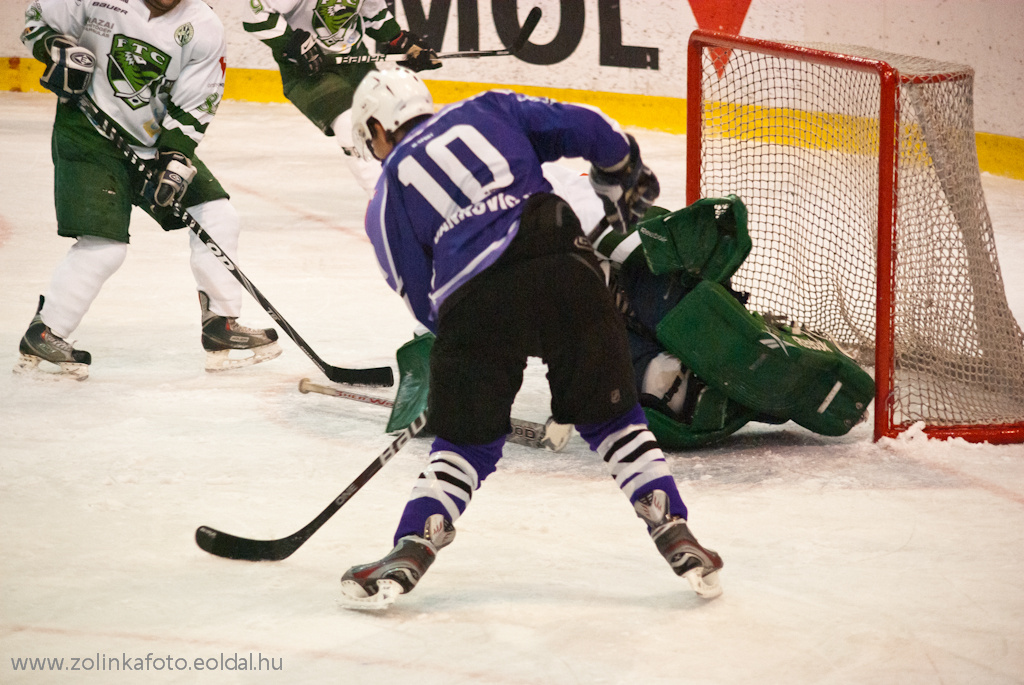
[242,0,312,70]
[23,0,94,102]
[513,94,658,232]
[243,0,331,78]
[366,182,437,331]
[242,0,289,59]
[147,13,227,207]
[362,0,441,72]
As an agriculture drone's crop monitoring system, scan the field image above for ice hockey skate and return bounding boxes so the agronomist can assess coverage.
[635,490,724,599]
[199,291,281,372]
[340,514,455,609]
[13,296,91,381]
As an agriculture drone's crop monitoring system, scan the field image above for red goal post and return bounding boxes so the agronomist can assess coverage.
[686,30,1024,444]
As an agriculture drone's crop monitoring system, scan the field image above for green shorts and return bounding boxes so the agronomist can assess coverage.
[280,62,375,135]
[50,103,228,241]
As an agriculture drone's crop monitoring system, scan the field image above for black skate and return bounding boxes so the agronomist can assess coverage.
[13,295,91,381]
[340,514,455,609]
[635,490,724,598]
[199,291,281,371]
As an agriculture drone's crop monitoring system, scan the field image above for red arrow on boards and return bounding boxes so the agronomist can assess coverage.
[688,0,753,77]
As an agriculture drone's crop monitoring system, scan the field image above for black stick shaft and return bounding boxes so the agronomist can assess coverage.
[195,412,428,561]
[77,97,393,387]
[332,6,541,63]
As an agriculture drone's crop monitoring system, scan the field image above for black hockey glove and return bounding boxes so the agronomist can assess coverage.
[282,29,325,77]
[147,150,197,212]
[589,134,660,233]
[39,34,95,103]
[385,30,441,72]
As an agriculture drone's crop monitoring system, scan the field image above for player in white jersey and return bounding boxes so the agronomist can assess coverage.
[242,0,440,197]
[15,0,281,380]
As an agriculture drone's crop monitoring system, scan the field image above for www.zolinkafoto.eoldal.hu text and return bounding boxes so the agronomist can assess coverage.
[10,652,283,672]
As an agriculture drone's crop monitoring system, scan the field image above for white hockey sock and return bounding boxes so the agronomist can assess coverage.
[42,236,128,339]
[406,451,480,523]
[187,198,243,318]
[331,109,382,198]
[597,422,674,502]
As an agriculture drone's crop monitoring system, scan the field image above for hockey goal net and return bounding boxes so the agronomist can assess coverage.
[686,30,1024,443]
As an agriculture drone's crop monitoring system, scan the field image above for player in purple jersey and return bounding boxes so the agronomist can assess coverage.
[339,68,723,607]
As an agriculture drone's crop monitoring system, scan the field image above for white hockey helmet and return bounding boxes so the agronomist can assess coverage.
[351,67,434,160]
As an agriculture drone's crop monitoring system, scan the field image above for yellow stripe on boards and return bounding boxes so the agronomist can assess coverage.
[1,58,1020,180]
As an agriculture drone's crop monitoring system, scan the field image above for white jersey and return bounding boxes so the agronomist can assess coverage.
[542,163,606,235]
[244,0,394,56]
[22,0,226,155]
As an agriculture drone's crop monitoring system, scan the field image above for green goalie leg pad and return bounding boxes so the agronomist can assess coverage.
[636,195,752,283]
[643,385,756,450]
[385,332,435,433]
[655,281,875,436]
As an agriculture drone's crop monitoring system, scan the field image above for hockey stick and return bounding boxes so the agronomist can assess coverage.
[331,6,542,65]
[76,97,394,388]
[298,377,573,451]
[196,411,427,561]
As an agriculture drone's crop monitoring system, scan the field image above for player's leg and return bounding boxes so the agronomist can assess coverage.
[15,237,128,380]
[341,437,498,600]
[15,107,134,379]
[342,260,529,602]
[330,108,382,198]
[174,164,280,371]
[283,66,381,197]
[524,193,724,598]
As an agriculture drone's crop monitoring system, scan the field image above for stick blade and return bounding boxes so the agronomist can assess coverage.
[195,525,299,562]
[511,7,543,53]
[324,365,395,387]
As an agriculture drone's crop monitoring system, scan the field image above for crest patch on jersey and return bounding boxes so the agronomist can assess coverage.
[313,0,360,35]
[249,0,264,12]
[198,93,220,115]
[175,23,194,47]
[107,34,171,110]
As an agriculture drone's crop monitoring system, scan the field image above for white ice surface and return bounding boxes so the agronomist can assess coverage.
[1,92,1023,684]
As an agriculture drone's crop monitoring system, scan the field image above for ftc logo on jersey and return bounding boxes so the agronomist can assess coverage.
[107,34,171,110]
[314,0,359,36]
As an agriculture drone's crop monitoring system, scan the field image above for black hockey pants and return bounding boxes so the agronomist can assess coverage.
[427,193,638,444]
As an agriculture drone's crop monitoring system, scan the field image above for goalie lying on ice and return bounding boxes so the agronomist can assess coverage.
[545,165,875,450]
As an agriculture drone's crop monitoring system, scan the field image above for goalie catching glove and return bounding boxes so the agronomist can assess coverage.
[146,150,197,213]
[39,34,95,103]
[384,30,441,72]
[589,134,660,233]
[282,29,325,77]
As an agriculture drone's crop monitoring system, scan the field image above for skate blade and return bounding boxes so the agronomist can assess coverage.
[683,568,723,599]
[338,579,404,610]
[12,354,89,381]
[205,342,282,372]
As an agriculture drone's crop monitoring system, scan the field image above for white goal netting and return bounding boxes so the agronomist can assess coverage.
[689,36,1024,438]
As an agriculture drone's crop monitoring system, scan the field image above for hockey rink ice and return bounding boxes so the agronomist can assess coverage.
[2,90,1023,684]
